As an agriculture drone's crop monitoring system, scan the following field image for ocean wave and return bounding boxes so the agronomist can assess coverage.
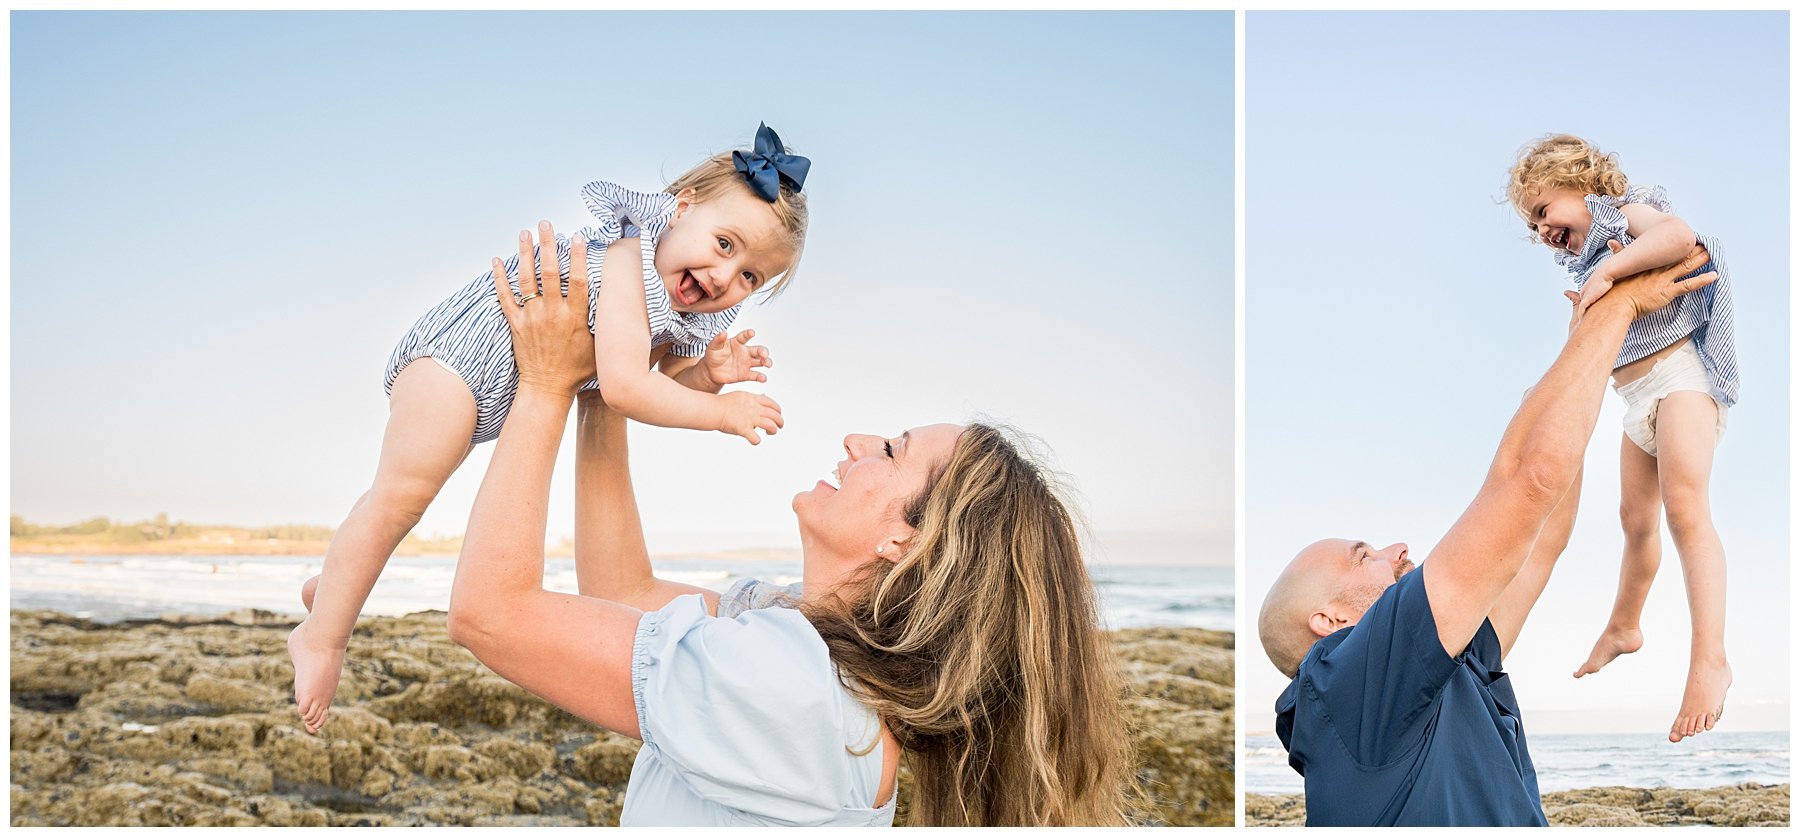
[12,555,1228,629]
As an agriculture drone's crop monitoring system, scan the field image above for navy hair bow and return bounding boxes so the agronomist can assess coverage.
[732,122,810,202]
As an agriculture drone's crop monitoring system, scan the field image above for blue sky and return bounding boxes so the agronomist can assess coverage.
[10,12,1235,565]
[1244,12,1788,737]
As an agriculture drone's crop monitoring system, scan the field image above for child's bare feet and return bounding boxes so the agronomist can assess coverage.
[1669,658,1731,743]
[287,617,346,734]
[1572,624,1644,678]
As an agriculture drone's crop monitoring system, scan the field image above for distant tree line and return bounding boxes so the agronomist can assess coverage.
[10,514,334,544]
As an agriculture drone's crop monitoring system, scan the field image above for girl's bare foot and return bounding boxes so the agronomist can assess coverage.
[1573,624,1644,678]
[287,617,346,734]
[1669,658,1731,743]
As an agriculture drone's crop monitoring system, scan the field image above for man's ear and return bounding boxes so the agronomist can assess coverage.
[1307,609,1346,638]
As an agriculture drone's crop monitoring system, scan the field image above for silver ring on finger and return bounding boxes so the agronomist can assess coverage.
[516,292,543,305]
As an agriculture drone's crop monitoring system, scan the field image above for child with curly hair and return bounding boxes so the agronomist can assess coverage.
[1507,133,1736,743]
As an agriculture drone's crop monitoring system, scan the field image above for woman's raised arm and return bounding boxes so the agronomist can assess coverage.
[573,392,721,613]
[446,223,644,738]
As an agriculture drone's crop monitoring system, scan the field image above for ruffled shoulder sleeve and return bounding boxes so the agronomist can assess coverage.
[575,180,739,357]
[719,577,805,618]
[1605,184,1675,215]
[578,180,677,244]
[631,595,876,825]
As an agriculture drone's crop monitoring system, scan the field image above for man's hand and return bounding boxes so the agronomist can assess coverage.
[1563,290,1583,336]
[1600,241,1716,320]
[1574,264,1615,316]
[700,329,773,387]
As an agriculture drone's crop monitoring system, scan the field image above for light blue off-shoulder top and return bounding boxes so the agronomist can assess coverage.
[620,578,897,826]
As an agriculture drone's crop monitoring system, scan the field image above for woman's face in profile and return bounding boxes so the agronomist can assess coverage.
[793,423,964,558]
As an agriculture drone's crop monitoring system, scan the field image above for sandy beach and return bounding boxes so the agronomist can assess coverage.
[1245,785,1789,827]
[10,609,1232,826]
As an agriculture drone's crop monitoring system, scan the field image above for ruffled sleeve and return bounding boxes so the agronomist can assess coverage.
[1608,184,1675,215]
[575,180,740,357]
[718,577,805,618]
[631,594,873,825]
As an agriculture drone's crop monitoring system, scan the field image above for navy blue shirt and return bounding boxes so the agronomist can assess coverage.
[1274,567,1546,826]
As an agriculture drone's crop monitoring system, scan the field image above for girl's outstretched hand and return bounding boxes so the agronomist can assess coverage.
[701,329,773,387]
[495,221,596,395]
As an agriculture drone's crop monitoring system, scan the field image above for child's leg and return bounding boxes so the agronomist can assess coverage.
[288,359,477,733]
[1574,433,1662,677]
[1655,391,1731,742]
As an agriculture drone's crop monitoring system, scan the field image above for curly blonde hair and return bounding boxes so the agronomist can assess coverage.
[665,146,809,298]
[1505,133,1630,226]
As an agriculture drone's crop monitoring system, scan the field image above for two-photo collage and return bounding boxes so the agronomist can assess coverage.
[6,9,1789,830]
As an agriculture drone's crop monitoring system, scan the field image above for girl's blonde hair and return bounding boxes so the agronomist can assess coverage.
[1506,133,1630,225]
[801,424,1135,826]
[665,148,809,298]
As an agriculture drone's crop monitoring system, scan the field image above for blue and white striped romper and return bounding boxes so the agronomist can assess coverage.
[1556,185,1739,408]
[385,181,740,444]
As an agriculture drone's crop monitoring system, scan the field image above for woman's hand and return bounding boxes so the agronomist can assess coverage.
[495,221,597,395]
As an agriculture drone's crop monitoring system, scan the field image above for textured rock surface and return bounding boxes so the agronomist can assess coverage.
[1246,783,1789,827]
[11,610,1232,826]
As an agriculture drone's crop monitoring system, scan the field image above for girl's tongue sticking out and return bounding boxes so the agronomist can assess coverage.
[675,271,708,306]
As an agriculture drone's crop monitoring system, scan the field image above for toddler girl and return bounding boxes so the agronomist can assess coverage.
[287,123,810,733]
[1507,133,1736,743]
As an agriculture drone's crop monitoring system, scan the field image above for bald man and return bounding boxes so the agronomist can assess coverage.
[1257,245,1716,826]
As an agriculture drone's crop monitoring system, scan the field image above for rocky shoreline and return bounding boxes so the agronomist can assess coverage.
[1246,784,1789,827]
[10,609,1232,826]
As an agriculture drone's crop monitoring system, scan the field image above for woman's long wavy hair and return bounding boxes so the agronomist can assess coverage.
[801,423,1133,825]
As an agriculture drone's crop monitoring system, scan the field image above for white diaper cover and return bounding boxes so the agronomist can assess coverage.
[1613,339,1728,457]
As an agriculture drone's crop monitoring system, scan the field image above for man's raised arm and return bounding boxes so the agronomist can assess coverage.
[1421,246,1715,658]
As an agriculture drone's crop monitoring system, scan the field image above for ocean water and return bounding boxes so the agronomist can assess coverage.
[7,554,1231,631]
[1245,730,1790,795]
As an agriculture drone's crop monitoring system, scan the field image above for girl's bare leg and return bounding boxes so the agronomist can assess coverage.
[1655,391,1731,742]
[288,360,476,733]
[1575,433,1661,677]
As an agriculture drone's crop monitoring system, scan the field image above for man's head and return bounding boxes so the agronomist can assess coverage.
[1258,539,1414,678]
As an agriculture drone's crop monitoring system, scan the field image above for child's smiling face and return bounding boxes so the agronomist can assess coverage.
[655,188,794,314]
[1522,187,1594,254]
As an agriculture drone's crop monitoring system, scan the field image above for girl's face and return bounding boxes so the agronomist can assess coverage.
[655,188,794,314]
[1521,187,1594,254]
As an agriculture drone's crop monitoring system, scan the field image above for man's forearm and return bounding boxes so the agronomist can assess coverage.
[1492,298,1632,498]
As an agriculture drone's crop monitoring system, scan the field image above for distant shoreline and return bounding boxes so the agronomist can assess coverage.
[7,541,797,561]
[9,543,1231,567]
